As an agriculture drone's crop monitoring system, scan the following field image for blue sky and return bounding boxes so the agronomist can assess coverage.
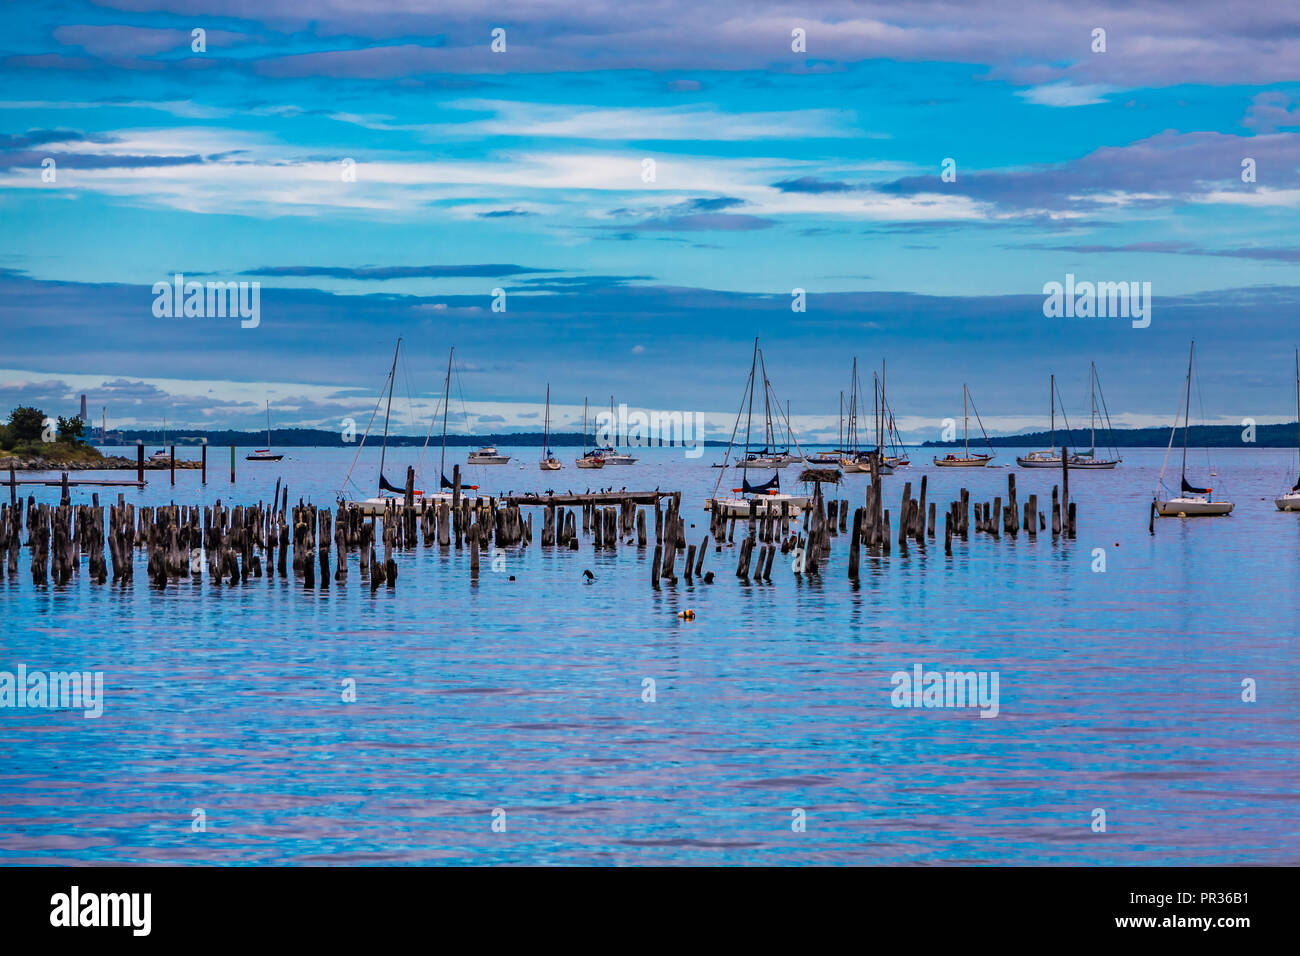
[3,1,1300,441]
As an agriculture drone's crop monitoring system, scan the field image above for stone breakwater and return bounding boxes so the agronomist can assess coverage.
[0,454,203,471]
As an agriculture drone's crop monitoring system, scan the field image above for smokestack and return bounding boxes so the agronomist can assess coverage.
[79,394,87,419]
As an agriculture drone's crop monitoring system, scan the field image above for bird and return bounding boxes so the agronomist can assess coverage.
[703,571,715,583]
[583,569,596,582]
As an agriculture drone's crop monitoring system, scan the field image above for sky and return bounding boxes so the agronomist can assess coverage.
[2,0,1300,443]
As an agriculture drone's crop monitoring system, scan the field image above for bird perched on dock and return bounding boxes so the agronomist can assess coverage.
[583,569,596,582]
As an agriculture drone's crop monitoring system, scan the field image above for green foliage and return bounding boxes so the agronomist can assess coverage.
[7,406,45,443]
[57,415,86,445]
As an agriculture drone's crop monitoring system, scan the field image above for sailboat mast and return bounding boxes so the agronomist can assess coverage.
[1090,362,1097,455]
[266,400,271,448]
[963,384,969,458]
[439,347,453,480]
[583,398,589,455]
[1049,374,1055,455]
[743,338,758,463]
[1181,341,1194,480]
[378,338,401,490]
[542,384,550,460]
[839,390,843,450]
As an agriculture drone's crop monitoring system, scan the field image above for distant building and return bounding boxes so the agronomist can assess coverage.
[79,394,87,420]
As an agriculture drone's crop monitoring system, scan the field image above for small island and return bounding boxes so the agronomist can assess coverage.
[0,406,197,471]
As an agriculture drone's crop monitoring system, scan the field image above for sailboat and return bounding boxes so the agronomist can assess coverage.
[709,338,813,517]
[339,339,424,515]
[147,415,171,463]
[593,395,637,464]
[1155,341,1232,517]
[539,385,562,471]
[737,367,792,469]
[246,400,284,461]
[838,360,882,473]
[576,398,605,469]
[933,384,994,466]
[1275,348,1300,511]
[1017,374,1062,468]
[1069,363,1122,469]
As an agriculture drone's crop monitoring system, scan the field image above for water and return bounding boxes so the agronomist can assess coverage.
[2,445,1298,864]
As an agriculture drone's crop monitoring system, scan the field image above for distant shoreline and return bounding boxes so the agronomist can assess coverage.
[88,422,1300,450]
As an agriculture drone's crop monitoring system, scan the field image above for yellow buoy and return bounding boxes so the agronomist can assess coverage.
[677,609,696,620]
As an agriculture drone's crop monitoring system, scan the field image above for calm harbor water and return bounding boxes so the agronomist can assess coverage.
[2,444,1298,865]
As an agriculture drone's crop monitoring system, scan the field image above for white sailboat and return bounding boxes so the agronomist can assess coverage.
[1155,341,1233,517]
[1275,348,1300,511]
[933,383,994,467]
[1069,363,1122,469]
[593,395,637,464]
[576,397,605,469]
[709,338,812,518]
[340,342,482,515]
[1017,374,1062,468]
[539,384,562,471]
[148,415,170,463]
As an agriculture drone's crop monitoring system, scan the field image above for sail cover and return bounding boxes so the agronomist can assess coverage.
[743,472,780,494]
[1181,476,1211,494]
[379,471,405,494]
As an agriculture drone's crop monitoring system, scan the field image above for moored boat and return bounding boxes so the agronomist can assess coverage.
[933,383,994,467]
[1155,341,1232,518]
[469,446,510,465]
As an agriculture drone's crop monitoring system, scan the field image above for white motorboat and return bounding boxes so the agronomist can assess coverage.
[1155,341,1233,518]
[469,446,510,465]
[594,396,638,463]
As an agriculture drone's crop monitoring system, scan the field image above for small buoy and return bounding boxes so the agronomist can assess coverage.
[508,575,516,581]
[677,609,696,620]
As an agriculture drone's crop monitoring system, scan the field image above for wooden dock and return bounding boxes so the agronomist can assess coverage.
[500,490,669,507]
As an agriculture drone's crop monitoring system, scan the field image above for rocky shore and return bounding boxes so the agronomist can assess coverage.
[0,454,203,471]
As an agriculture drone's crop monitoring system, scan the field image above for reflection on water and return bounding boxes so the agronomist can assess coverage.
[1,446,1297,864]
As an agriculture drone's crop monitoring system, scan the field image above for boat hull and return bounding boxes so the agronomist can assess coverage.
[539,460,562,471]
[1068,458,1120,469]
[932,456,993,467]
[1155,497,1234,517]
[245,454,284,461]
[468,455,510,465]
[1275,492,1300,511]
[708,494,811,518]
[575,458,605,469]
[1015,456,1060,468]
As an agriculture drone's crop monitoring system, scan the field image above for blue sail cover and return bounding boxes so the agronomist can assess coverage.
[743,472,780,494]
[379,471,404,494]
[1181,476,1211,494]
[441,473,455,490]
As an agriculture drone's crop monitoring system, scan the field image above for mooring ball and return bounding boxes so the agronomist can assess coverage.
[677,609,696,620]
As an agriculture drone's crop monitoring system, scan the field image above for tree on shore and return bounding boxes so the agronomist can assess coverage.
[4,406,46,447]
